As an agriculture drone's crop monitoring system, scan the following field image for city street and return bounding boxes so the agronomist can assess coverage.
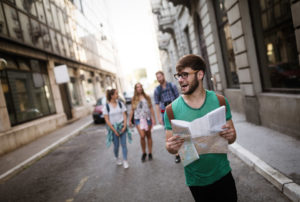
[0,124,290,202]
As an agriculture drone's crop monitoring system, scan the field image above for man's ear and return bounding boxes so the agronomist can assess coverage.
[197,70,204,80]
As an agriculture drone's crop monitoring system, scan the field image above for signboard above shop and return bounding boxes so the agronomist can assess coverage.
[54,65,70,84]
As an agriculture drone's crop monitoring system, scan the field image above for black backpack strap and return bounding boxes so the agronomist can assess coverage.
[107,101,122,113]
[106,103,110,113]
[157,85,162,102]
[168,82,176,97]
[118,100,122,109]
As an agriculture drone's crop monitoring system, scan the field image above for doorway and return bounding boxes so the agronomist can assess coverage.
[59,83,72,120]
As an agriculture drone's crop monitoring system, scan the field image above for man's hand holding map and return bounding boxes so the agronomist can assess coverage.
[171,106,228,166]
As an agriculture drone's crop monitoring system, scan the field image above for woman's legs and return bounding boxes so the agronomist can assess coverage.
[112,133,120,158]
[136,125,146,153]
[145,130,152,154]
[120,132,128,160]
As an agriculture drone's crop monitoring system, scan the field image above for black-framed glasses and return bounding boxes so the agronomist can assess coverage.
[174,70,199,80]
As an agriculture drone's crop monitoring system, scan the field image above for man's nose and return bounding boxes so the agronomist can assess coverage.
[178,76,184,82]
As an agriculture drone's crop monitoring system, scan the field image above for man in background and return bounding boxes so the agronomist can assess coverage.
[154,71,180,163]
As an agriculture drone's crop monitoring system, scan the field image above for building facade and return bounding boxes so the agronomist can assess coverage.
[0,0,121,155]
[151,0,300,138]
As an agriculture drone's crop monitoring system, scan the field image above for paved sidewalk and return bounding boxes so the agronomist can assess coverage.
[0,113,299,201]
[230,112,300,201]
[0,116,93,183]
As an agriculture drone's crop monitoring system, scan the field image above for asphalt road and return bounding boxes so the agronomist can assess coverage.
[0,124,290,202]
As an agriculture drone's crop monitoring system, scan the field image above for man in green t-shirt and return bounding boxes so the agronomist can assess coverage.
[164,54,237,201]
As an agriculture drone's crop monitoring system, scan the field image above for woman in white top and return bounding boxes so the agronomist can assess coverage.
[129,83,156,162]
[103,89,129,169]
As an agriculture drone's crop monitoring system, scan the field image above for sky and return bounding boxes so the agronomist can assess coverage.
[105,0,162,91]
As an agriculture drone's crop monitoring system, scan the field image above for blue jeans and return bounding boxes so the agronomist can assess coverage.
[112,131,127,160]
[134,119,152,126]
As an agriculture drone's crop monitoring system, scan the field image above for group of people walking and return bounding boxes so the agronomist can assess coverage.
[104,70,179,168]
[104,71,177,167]
[103,54,238,202]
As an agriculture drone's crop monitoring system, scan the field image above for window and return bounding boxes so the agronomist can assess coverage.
[214,0,239,88]
[80,70,95,103]
[68,77,81,106]
[184,26,192,54]
[250,0,300,92]
[0,54,56,126]
[194,13,213,90]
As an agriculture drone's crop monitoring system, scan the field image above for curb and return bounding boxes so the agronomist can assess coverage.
[0,120,93,183]
[229,143,300,202]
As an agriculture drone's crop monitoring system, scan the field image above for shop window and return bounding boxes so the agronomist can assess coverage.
[68,77,81,106]
[214,0,239,88]
[250,0,300,91]
[81,71,96,103]
[0,54,56,126]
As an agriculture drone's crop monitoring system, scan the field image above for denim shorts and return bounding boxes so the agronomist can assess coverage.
[134,119,152,126]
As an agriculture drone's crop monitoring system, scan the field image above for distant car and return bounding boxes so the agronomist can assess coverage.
[123,91,134,104]
[93,97,106,124]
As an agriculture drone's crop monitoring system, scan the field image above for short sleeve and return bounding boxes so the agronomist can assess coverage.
[103,104,108,115]
[121,102,127,113]
[164,111,172,130]
[224,97,232,121]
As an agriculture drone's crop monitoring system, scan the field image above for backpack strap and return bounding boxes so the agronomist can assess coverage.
[107,101,122,114]
[157,85,162,102]
[118,100,122,109]
[166,103,174,121]
[106,103,110,113]
[216,94,226,111]
[168,82,176,98]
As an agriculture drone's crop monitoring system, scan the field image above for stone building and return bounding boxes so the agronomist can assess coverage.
[0,0,121,155]
[151,0,300,138]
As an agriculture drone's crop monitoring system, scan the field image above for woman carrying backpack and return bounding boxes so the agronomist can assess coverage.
[129,83,156,162]
[104,89,131,169]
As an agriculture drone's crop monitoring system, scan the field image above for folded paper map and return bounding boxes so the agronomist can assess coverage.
[171,106,228,166]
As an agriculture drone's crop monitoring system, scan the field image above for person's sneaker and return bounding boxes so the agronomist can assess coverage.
[116,158,123,165]
[141,153,147,162]
[148,153,153,161]
[123,160,129,169]
[175,154,181,163]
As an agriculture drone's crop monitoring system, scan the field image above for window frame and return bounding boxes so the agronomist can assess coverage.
[213,0,240,89]
[249,0,300,93]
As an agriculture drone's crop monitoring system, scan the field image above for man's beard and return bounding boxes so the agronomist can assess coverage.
[159,78,165,85]
[183,75,199,95]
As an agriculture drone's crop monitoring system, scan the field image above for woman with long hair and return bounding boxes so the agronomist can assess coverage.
[129,83,156,162]
[104,89,131,169]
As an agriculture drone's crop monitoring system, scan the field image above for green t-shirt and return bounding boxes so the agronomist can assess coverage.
[164,90,232,186]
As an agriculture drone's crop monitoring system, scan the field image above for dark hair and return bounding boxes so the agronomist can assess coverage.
[106,89,117,102]
[176,54,206,74]
[155,70,164,76]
